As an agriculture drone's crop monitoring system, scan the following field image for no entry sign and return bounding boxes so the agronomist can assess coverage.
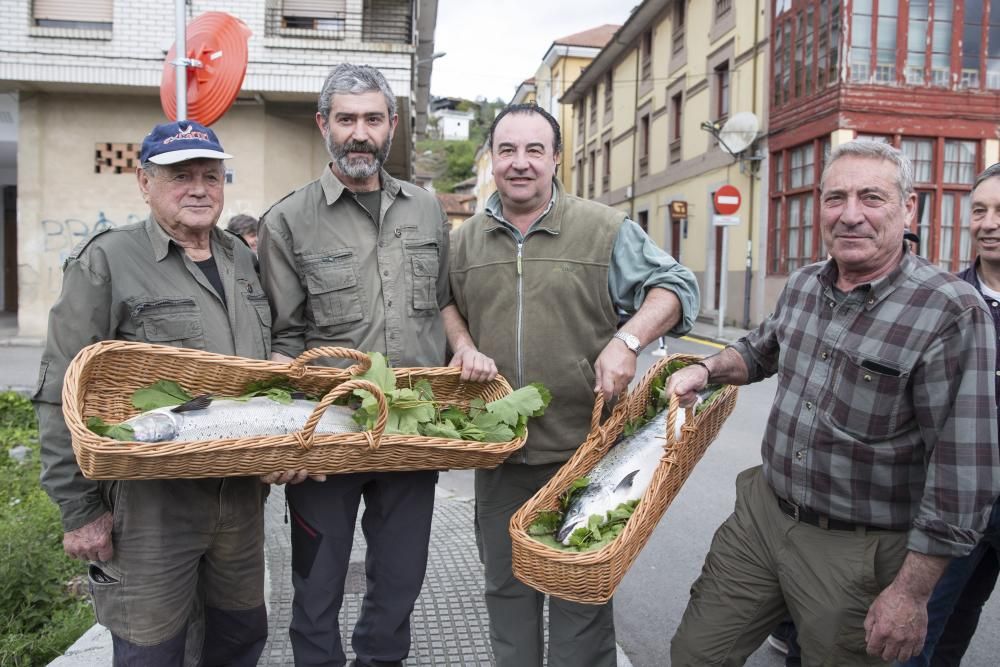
[713,185,742,215]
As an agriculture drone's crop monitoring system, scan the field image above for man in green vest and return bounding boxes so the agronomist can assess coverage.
[443,104,700,667]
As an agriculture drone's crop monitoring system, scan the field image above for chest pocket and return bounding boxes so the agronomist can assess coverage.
[405,239,439,315]
[131,298,205,349]
[302,251,364,328]
[828,354,913,441]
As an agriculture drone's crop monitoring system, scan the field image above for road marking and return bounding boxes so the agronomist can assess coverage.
[680,335,726,349]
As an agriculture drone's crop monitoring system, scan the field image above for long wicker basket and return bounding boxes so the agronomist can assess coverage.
[509,353,738,605]
[63,340,525,480]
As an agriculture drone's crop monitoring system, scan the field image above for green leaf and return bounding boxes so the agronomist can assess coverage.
[527,510,562,536]
[131,380,192,411]
[559,477,590,512]
[355,352,397,395]
[419,420,462,439]
[484,384,551,426]
[86,417,135,442]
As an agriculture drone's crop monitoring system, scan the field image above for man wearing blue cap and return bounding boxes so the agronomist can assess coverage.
[34,120,271,665]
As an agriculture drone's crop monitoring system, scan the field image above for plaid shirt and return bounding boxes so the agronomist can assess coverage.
[731,249,1000,557]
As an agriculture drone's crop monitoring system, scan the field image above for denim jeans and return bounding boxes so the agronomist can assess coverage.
[901,499,1000,667]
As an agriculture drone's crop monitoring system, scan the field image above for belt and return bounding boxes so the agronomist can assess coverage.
[776,497,877,532]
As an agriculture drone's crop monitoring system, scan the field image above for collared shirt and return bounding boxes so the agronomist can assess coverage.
[958,259,1000,442]
[731,248,1000,556]
[483,188,698,334]
[259,165,450,368]
[34,216,270,531]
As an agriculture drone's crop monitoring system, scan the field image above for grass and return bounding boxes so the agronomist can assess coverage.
[0,392,92,666]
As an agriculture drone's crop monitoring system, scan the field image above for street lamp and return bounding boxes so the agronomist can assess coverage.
[416,51,447,67]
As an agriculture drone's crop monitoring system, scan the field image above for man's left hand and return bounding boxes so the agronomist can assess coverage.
[863,584,928,662]
[260,470,326,485]
[448,345,498,383]
[593,340,637,401]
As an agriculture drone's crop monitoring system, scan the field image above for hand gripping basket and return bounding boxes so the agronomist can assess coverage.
[62,340,525,480]
[509,353,738,604]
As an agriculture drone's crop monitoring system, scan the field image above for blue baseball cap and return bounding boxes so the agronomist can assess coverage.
[139,120,232,165]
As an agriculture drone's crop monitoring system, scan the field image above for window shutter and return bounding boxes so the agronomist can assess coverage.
[282,0,346,19]
[33,0,113,23]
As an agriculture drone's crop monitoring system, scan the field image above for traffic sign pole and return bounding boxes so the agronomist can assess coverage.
[718,227,728,340]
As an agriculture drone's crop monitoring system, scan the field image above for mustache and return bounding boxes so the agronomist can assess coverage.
[341,140,377,155]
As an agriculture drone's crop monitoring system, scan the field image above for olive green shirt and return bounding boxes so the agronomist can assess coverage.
[258,166,451,368]
[33,217,271,531]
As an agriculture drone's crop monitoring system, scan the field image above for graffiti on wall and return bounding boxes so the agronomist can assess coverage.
[41,211,143,262]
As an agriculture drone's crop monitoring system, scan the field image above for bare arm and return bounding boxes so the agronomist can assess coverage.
[441,303,497,383]
[665,346,750,407]
[863,551,950,662]
[594,287,681,401]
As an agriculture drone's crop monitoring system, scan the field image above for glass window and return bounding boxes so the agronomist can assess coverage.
[989,0,1000,89]
[783,22,793,102]
[851,0,872,82]
[901,138,934,183]
[914,191,934,257]
[775,153,785,193]
[931,0,954,86]
[939,192,955,268]
[805,7,815,94]
[774,20,785,106]
[907,0,929,84]
[829,0,841,84]
[875,0,898,83]
[943,140,977,183]
[962,0,984,88]
[795,13,806,97]
[817,0,829,87]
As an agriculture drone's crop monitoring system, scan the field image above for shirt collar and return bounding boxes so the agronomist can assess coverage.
[319,163,408,205]
[817,241,915,309]
[145,215,231,262]
[483,178,562,234]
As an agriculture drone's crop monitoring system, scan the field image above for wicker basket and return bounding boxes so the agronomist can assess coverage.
[63,340,525,480]
[509,353,738,604]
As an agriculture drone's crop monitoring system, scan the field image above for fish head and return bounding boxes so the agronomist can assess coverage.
[556,510,586,544]
[128,411,180,442]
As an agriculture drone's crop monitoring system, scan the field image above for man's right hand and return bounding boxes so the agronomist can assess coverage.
[666,364,709,408]
[64,511,114,562]
[449,345,498,383]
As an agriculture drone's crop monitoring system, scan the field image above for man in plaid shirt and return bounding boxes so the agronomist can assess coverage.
[667,140,1000,665]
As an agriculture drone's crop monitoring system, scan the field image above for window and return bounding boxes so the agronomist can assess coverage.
[641,30,653,81]
[604,72,614,116]
[282,0,347,32]
[769,140,822,274]
[637,210,649,233]
[961,0,985,88]
[931,0,954,86]
[590,88,598,126]
[33,0,112,29]
[673,1,686,54]
[943,140,977,184]
[875,0,898,83]
[588,150,596,198]
[901,138,934,182]
[789,145,815,188]
[670,93,683,163]
[906,1,929,84]
[602,140,612,191]
[715,62,730,121]
[638,114,651,177]
[990,0,1000,89]
[715,0,732,19]
[850,0,872,82]
[576,158,584,196]
[576,103,585,141]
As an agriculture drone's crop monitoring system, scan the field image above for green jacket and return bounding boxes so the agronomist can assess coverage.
[450,181,626,464]
[258,166,451,368]
[34,217,270,531]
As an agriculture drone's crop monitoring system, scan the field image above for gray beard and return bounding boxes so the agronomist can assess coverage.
[328,136,391,180]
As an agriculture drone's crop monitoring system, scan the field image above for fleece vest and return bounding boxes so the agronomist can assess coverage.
[450,183,625,464]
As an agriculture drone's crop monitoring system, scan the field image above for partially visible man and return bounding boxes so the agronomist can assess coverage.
[227,213,259,252]
[902,163,1000,667]
[257,64,451,667]
[667,140,1000,665]
[34,121,270,665]
[443,104,700,666]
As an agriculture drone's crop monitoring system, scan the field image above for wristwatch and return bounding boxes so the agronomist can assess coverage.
[613,331,642,355]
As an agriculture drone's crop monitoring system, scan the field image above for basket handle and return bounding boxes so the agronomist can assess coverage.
[589,392,606,434]
[294,379,388,452]
[664,393,694,450]
[287,347,372,378]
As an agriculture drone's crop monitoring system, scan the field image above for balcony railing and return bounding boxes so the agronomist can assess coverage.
[265,0,413,44]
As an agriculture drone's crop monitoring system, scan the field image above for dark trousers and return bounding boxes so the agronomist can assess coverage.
[285,470,437,667]
[902,499,1000,667]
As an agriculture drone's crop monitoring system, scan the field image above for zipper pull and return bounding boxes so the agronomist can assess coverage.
[517,242,523,276]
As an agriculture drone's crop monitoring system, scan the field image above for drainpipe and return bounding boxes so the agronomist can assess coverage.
[742,0,762,329]
[629,39,640,220]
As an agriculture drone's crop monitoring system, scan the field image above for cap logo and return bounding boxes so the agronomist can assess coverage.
[163,125,212,145]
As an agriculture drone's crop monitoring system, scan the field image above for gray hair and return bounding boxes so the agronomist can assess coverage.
[318,63,396,120]
[227,214,258,236]
[974,163,1000,191]
[140,160,159,176]
[821,139,914,199]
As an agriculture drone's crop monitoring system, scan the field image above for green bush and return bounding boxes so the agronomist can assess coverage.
[0,392,91,666]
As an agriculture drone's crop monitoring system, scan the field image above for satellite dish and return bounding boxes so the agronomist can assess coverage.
[160,12,252,126]
[718,112,760,156]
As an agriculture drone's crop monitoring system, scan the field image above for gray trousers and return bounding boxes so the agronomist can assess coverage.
[89,477,268,666]
[475,461,616,667]
[671,466,909,666]
[285,470,437,667]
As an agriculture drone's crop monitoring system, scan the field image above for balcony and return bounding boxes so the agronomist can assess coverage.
[265,0,413,44]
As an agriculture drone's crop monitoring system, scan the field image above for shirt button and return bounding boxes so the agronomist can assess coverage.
[864,374,872,382]
[829,301,835,308]
[993,301,998,307]
[805,401,813,410]
[378,241,385,247]
[867,298,874,305]
[387,300,392,308]
[795,450,804,460]
[821,351,828,359]
[383,270,389,277]
[995,370,1000,377]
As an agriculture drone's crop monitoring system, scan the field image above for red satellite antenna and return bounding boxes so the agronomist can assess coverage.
[160,9,251,126]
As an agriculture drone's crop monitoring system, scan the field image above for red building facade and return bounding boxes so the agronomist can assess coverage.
[768,0,1000,276]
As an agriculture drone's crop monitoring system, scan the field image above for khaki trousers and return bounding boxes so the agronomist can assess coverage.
[671,466,908,667]
[475,461,617,667]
